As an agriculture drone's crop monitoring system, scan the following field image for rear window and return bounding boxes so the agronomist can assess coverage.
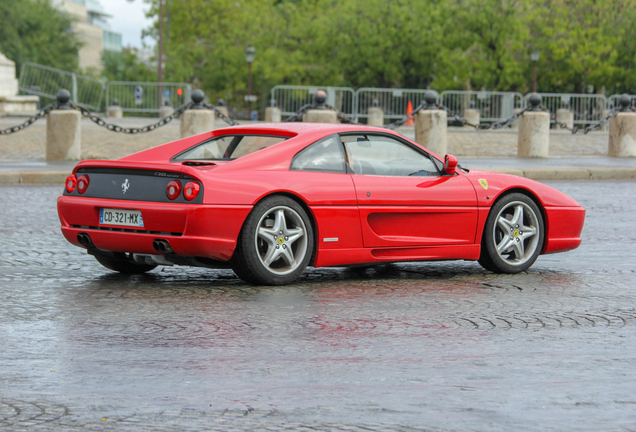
[172,135,288,161]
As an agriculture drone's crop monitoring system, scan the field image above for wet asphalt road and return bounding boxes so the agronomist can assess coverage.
[1,181,636,432]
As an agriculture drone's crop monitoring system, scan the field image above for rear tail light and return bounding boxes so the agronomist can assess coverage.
[77,175,90,194]
[65,174,77,193]
[166,180,181,200]
[183,182,200,201]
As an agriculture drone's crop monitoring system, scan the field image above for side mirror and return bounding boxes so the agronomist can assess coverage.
[444,154,458,175]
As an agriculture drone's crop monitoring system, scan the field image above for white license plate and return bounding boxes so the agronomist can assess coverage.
[99,208,144,227]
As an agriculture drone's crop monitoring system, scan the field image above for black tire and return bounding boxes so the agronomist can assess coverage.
[478,253,497,272]
[479,193,545,274]
[94,252,157,274]
[232,195,314,285]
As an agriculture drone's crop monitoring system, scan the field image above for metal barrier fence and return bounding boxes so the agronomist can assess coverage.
[608,94,636,110]
[18,62,105,111]
[355,88,440,122]
[270,86,629,127]
[440,91,525,122]
[105,82,192,113]
[537,93,607,125]
[270,86,356,119]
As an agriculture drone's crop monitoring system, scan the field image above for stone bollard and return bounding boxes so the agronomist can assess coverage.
[158,104,174,118]
[107,99,122,118]
[46,89,81,161]
[463,108,480,128]
[609,95,636,157]
[556,108,574,130]
[265,106,281,122]
[303,109,338,123]
[518,94,550,158]
[414,92,447,156]
[180,90,215,138]
[302,90,337,123]
[367,100,384,127]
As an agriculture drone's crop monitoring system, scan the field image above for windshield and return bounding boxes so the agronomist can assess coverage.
[173,135,288,161]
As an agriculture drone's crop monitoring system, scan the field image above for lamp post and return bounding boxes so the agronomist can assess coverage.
[245,44,255,116]
[531,49,540,93]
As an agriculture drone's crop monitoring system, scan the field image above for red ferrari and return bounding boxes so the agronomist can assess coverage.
[58,123,585,285]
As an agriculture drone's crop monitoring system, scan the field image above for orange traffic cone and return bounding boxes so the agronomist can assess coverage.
[405,101,414,126]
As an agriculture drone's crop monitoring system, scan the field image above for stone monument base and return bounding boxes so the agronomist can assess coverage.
[0,95,39,115]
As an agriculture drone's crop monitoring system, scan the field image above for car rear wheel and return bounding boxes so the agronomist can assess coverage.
[94,252,157,274]
[232,196,314,285]
[479,193,544,274]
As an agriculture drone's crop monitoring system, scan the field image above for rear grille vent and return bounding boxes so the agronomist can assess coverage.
[71,225,182,236]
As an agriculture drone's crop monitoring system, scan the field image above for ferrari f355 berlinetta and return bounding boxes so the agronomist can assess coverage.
[58,123,585,285]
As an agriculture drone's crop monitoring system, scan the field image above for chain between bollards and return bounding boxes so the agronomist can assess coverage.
[0,89,69,136]
[386,92,541,131]
[74,101,193,134]
[553,94,633,134]
[46,88,241,134]
[190,89,239,125]
[0,102,58,135]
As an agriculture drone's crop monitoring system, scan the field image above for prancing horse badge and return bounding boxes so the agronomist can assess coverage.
[478,179,489,190]
[121,179,130,194]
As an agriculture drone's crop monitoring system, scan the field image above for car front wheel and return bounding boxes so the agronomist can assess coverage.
[479,193,544,273]
[232,196,314,285]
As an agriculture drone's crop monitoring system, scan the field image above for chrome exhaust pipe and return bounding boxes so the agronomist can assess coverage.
[153,239,173,254]
[77,233,93,248]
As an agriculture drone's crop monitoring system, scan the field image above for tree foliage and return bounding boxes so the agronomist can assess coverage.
[102,48,157,82]
[0,0,81,74]
[141,0,636,104]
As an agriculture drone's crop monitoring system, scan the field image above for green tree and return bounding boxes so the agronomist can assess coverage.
[529,0,626,94]
[140,0,636,101]
[430,0,531,92]
[102,48,157,82]
[612,0,636,94]
[316,0,440,88]
[0,0,80,74]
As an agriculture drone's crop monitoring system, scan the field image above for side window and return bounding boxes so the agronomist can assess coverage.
[173,135,288,161]
[341,134,440,177]
[290,135,346,173]
[175,136,234,160]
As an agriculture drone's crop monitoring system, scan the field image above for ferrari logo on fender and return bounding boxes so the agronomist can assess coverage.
[478,179,489,190]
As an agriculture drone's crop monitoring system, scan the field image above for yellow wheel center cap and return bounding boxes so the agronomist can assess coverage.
[513,230,519,237]
[278,237,285,245]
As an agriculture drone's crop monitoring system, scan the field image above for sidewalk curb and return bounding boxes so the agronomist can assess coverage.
[1,168,635,185]
[477,167,636,181]
[0,171,69,184]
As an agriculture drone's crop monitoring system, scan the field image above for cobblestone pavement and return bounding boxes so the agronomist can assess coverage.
[1,181,636,431]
